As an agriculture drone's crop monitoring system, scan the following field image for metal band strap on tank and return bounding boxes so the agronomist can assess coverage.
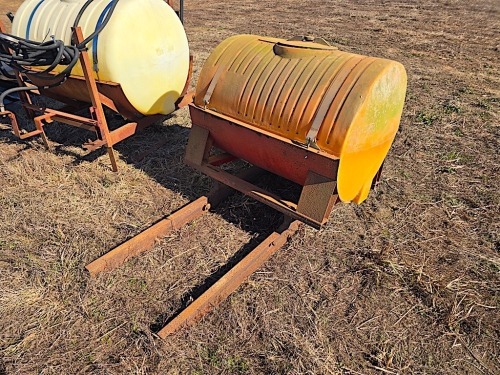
[91,0,115,72]
[25,0,46,39]
[305,56,368,149]
[203,64,226,108]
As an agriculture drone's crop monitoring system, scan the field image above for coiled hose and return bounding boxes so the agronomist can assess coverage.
[0,0,119,112]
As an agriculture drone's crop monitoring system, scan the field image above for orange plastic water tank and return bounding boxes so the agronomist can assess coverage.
[194,35,407,203]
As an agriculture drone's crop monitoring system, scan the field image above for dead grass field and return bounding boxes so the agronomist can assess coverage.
[0,0,499,374]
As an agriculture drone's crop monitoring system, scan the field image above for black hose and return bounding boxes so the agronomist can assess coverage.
[0,33,80,83]
[0,0,120,110]
[73,0,94,30]
[75,0,119,49]
[0,62,15,79]
[179,0,184,24]
[0,85,37,112]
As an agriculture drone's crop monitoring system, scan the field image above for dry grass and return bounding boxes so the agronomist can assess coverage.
[0,0,499,374]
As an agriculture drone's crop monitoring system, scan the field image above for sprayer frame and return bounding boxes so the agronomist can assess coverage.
[0,22,193,171]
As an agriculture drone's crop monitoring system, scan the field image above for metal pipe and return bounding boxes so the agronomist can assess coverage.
[179,0,184,24]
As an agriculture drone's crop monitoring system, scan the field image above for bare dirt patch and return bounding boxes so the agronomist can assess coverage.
[0,0,498,374]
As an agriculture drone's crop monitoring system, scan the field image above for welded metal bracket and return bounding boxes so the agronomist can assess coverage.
[297,171,338,224]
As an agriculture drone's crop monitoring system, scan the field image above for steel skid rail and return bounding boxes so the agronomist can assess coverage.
[83,103,386,339]
[0,23,193,171]
[86,176,302,338]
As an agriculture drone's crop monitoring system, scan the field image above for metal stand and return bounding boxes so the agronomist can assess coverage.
[0,25,193,171]
[185,107,342,229]
[84,68,383,340]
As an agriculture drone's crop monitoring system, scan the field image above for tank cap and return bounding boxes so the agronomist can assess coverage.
[273,36,338,57]
[287,35,334,47]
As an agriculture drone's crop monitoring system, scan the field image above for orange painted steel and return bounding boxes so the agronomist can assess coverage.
[158,219,302,338]
[195,35,407,203]
[185,120,340,229]
[189,106,339,187]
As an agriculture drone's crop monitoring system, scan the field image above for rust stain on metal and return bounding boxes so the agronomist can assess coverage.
[85,166,266,276]
[186,113,342,229]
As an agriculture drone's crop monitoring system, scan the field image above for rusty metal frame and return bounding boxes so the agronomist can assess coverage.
[153,104,385,337]
[85,166,264,275]
[86,196,211,276]
[185,112,340,230]
[0,24,194,171]
[84,106,344,339]
[84,165,301,338]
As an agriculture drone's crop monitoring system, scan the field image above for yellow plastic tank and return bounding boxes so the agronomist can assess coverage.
[194,35,407,203]
[12,0,190,115]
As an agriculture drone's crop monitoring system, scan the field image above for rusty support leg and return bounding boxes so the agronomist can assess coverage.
[107,147,118,172]
[16,76,37,120]
[3,111,23,138]
[157,219,301,339]
[72,27,116,171]
[33,116,50,149]
[2,110,49,141]
[184,124,212,167]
